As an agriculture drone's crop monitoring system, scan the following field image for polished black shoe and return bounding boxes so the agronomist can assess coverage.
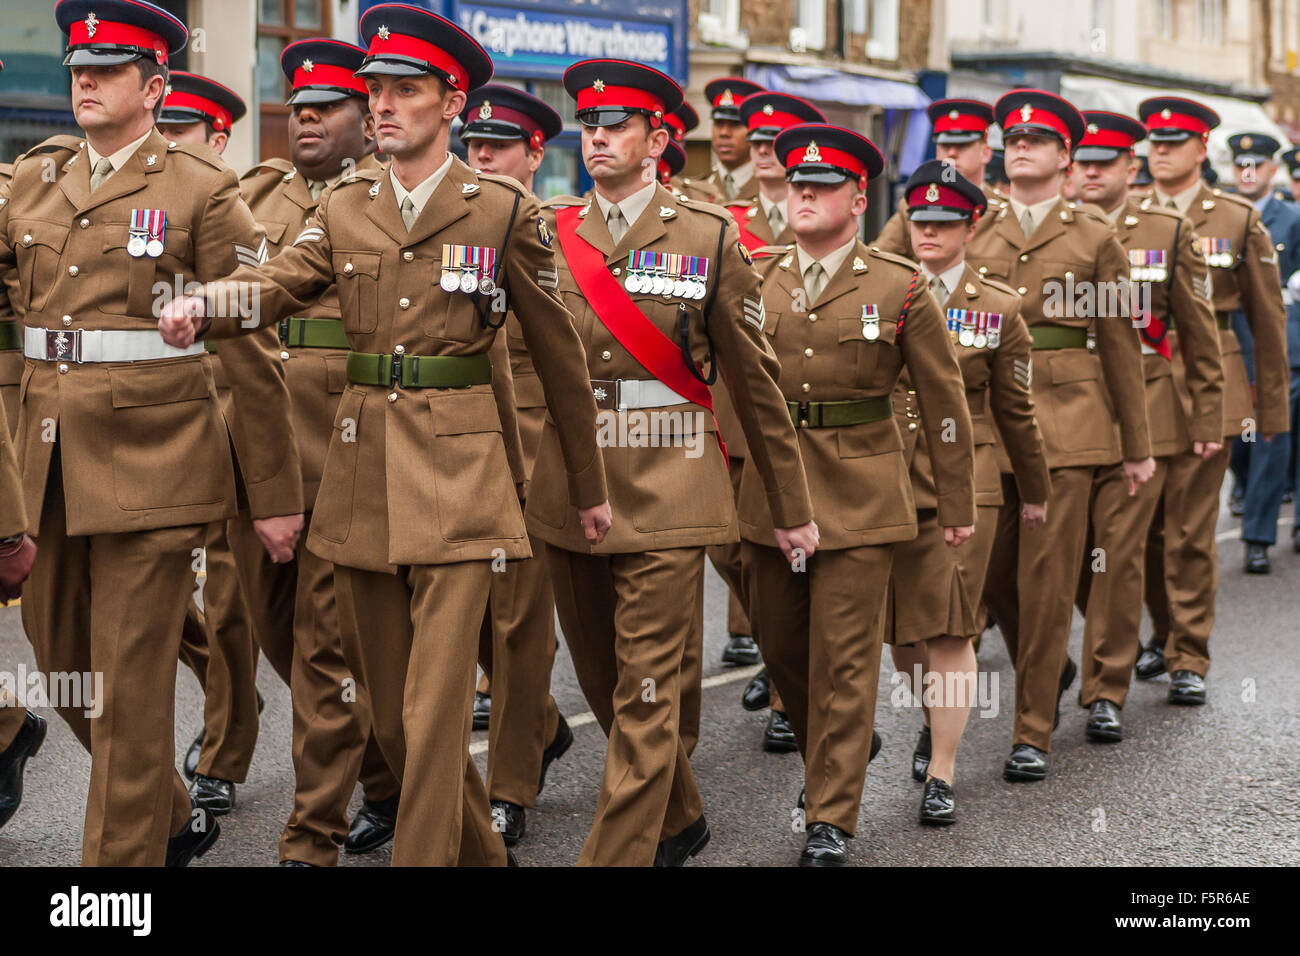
[1085,699,1123,742]
[654,815,710,866]
[911,725,931,782]
[1168,670,1206,706]
[741,667,771,712]
[188,774,235,815]
[1134,640,1166,680]
[799,822,849,867]
[870,729,881,763]
[762,710,798,753]
[182,728,204,780]
[491,800,526,847]
[797,787,805,810]
[1245,542,1271,574]
[721,633,760,666]
[279,859,316,867]
[0,712,47,831]
[472,691,491,731]
[919,777,956,826]
[1003,743,1049,782]
[344,793,399,854]
[537,713,574,795]
[1054,657,1077,730]
[165,805,220,867]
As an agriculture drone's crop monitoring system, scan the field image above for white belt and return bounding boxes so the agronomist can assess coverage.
[24,327,206,364]
[590,378,690,411]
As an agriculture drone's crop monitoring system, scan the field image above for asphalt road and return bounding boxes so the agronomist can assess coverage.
[1,497,1297,867]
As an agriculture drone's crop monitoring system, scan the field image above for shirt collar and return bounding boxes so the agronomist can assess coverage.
[389,152,454,217]
[1008,193,1061,229]
[920,260,967,301]
[87,128,154,176]
[758,193,787,220]
[593,179,658,232]
[1153,182,1202,216]
[717,158,753,190]
[796,235,858,285]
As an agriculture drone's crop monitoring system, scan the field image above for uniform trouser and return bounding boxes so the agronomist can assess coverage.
[21,461,198,865]
[1289,373,1300,499]
[1078,459,1168,708]
[176,517,262,782]
[225,513,399,865]
[334,560,504,867]
[742,541,890,836]
[1230,433,1291,545]
[988,466,1094,753]
[545,544,705,866]
[1144,445,1230,677]
[476,533,560,808]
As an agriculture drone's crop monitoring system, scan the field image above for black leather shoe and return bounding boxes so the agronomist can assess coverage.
[799,822,849,867]
[762,710,798,752]
[721,633,760,666]
[1245,542,1271,574]
[654,815,710,866]
[182,728,204,780]
[188,774,235,815]
[1085,699,1123,742]
[491,800,526,847]
[911,725,931,782]
[472,691,491,731]
[165,805,220,866]
[344,793,399,854]
[797,787,804,810]
[1134,640,1166,680]
[741,667,771,712]
[1003,743,1049,782]
[1168,670,1206,705]
[279,860,316,867]
[537,713,573,795]
[870,729,881,763]
[0,712,47,831]
[919,777,956,825]
[1054,657,1077,730]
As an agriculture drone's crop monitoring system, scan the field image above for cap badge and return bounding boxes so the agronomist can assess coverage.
[1087,123,1098,135]
[924,183,939,203]
[804,140,821,162]
[1019,103,1033,124]
[1160,108,1172,120]
[592,79,605,93]
[720,89,735,106]
[1241,135,1253,149]
[948,109,959,120]
[762,104,774,116]
[479,102,492,120]
[85,13,99,38]
[302,58,314,73]
[377,26,390,41]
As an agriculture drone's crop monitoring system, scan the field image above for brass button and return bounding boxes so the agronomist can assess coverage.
[399,297,410,309]
[62,315,72,327]
[22,234,32,244]
[612,267,621,275]
[403,251,414,261]
[1019,253,1029,262]
[68,266,79,276]
[601,350,612,361]
[344,262,354,274]
[804,347,814,357]
[1017,286,1027,295]
[908,422,918,431]
[280,350,290,360]
[978,265,988,275]
[908,389,916,395]
[387,392,398,402]
[394,344,405,354]
[80,219,90,229]
[808,312,818,321]
[801,382,811,393]
[58,363,68,374]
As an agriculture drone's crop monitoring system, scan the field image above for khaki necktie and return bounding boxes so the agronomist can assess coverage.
[767,204,785,236]
[929,274,947,303]
[89,157,114,192]
[400,196,417,230]
[1166,198,1178,210]
[309,180,327,201]
[1019,209,1034,237]
[606,204,626,244]
[723,171,737,200]
[804,262,826,303]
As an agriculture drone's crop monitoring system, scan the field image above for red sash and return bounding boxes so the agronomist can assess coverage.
[1138,314,1172,360]
[727,204,767,253]
[555,205,727,463]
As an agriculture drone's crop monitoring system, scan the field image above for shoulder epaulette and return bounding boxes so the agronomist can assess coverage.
[24,134,85,157]
[1136,203,1184,224]
[543,194,586,209]
[1071,202,1111,226]
[1212,189,1254,212]
[240,157,295,181]
[981,276,1020,298]
[680,196,739,223]
[474,170,529,197]
[868,246,922,271]
[164,140,227,171]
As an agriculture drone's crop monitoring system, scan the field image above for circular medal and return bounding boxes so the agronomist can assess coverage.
[460,271,478,294]
[650,275,665,295]
[440,271,461,292]
[1155,269,1167,282]
[146,238,164,258]
[479,276,496,295]
[663,279,675,298]
[863,323,881,342]
[694,280,707,300]
[625,274,642,294]
[959,328,975,347]
[127,235,148,258]
[973,332,988,349]
[673,279,687,297]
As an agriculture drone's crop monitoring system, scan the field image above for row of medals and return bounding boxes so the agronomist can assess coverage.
[625,269,707,299]
[440,268,496,296]
[1131,266,1169,282]
[127,234,165,258]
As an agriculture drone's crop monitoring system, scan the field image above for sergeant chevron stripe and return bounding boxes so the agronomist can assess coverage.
[293,227,325,247]
[234,238,268,267]
[537,267,558,289]
[742,296,766,331]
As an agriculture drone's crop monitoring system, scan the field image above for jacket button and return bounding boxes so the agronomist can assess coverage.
[58,363,69,374]
[394,344,405,354]
[808,312,817,321]
[1019,253,1029,262]
[1017,286,1027,294]
[908,389,916,395]
[801,383,811,393]
[22,234,31,244]
[344,262,354,273]
[80,219,90,229]
[280,350,290,360]
[804,347,814,357]
[387,392,398,402]
[978,265,988,275]
[612,267,621,275]
[62,315,72,327]
[399,298,410,309]
[68,266,79,276]
[403,251,414,261]
[601,350,612,361]
[908,422,918,431]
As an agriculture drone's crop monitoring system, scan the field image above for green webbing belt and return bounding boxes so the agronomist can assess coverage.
[1029,325,1088,350]
[788,394,893,428]
[278,317,349,349]
[345,351,492,389]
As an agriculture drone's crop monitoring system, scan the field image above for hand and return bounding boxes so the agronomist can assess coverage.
[943,525,974,547]
[774,520,819,566]
[158,294,208,348]
[1192,440,1223,460]
[579,500,612,545]
[0,535,36,603]
[1021,501,1048,530]
[516,481,529,503]
[1122,456,1156,496]
[253,514,304,564]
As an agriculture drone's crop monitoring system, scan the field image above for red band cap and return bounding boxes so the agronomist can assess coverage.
[293,62,368,98]
[664,113,686,140]
[367,29,468,90]
[163,90,233,131]
[907,182,977,211]
[933,112,989,135]
[468,103,545,148]
[747,108,808,133]
[1080,126,1138,150]
[789,143,868,178]
[68,18,168,63]
[575,84,665,119]
[1006,104,1072,148]
[1144,110,1211,139]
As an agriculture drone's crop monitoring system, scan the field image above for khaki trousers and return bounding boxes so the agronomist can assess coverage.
[334,560,504,866]
[741,541,890,836]
[545,544,705,866]
[22,461,198,865]
[1078,459,1167,707]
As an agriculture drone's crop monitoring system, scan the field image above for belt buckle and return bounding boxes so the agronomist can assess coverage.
[796,401,811,428]
[389,352,405,388]
[591,379,619,411]
[277,318,291,347]
[45,328,80,363]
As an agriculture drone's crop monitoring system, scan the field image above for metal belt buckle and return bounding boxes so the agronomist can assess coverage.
[45,328,81,363]
[277,318,291,347]
[389,352,406,388]
[796,401,811,428]
[591,378,620,411]
[1086,331,1098,353]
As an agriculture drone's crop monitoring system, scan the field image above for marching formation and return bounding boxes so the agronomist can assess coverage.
[0,0,1292,867]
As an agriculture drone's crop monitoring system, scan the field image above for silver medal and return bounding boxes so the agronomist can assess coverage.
[625,273,642,294]
[460,271,477,294]
[959,328,975,347]
[479,276,495,295]
[146,238,164,258]
[973,332,988,349]
[440,271,461,292]
[127,235,148,257]
[863,320,880,341]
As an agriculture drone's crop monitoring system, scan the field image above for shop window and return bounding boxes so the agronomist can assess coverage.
[792,0,827,53]
[865,0,899,61]
[257,0,331,160]
[698,0,743,46]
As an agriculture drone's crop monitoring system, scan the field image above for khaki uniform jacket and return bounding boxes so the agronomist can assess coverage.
[895,264,1050,509]
[0,162,21,433]
[738,240,976,549]
[202,157,606,572]
[1179,184,1290,437]
[872,184,1009,261]
[679,168,760,206]
[525,185,813,553]
[967,197,1151,468]
[0,401,23,537]
[0,129,291,536]
[1115,197,1223,456]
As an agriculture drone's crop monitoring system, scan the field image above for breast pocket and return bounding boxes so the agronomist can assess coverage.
[333,251,381,333]
[102,223,193,316]
[425,253,492,342]
[835,315,897,387]
[13,220,69,314]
